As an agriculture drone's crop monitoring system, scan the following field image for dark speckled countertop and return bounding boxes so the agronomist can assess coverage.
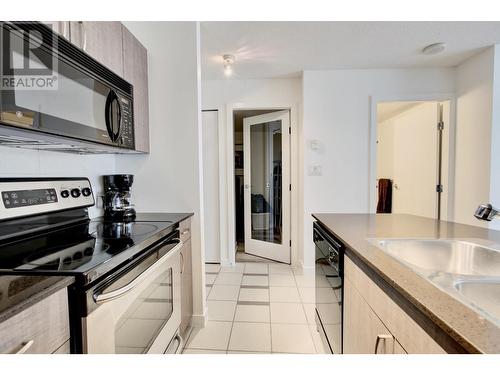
[0,275,74,324]
[313,213,500,354]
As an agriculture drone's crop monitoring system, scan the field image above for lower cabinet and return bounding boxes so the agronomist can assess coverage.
[344,277,395,354]
[179,219,193,340]
[343,256,445,354]
[0,288,70,354]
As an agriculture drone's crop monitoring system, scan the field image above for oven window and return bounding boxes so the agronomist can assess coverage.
[114,267,173,354]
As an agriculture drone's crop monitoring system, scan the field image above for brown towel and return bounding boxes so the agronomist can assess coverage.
[376,179,392,213]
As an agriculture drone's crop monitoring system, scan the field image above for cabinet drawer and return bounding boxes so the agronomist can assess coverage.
[179,219,191,243]
[0,288,70,354]
[345,256,445,354]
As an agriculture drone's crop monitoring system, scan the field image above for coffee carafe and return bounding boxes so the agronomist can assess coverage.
[102,174,136,221]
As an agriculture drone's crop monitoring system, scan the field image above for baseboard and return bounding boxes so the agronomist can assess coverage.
[190,310,207,328]
[298,260,315,275]
[220,258,233,267]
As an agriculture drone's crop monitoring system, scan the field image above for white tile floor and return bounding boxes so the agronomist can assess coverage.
[183,262,327,354]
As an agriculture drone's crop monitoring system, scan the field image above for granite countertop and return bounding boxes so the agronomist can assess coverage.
[0,275,74,324]
[312,213,500,354]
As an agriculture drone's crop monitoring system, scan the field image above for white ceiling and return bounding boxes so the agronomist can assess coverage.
[200,21,500,80]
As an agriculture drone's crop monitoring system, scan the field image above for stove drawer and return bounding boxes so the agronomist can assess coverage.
[0,288,70,354]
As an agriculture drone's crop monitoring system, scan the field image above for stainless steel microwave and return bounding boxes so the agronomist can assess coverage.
[0,22,135,152]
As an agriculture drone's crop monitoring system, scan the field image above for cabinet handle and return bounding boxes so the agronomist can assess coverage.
[79,21,87,51]
[61,22,69,40]
[180,252,185,274]
[374,334,392,354]
[14,340,34,354]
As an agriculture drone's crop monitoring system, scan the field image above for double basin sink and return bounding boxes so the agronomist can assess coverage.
[369,238,500,326]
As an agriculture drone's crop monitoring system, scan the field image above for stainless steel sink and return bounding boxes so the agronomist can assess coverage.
[454,278,500,322]
[371,239,500,276]
[368,238,500,326]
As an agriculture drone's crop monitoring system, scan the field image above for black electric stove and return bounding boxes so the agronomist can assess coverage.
[0,178,177,287]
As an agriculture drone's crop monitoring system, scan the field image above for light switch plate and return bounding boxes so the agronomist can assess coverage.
[308,165,322,176]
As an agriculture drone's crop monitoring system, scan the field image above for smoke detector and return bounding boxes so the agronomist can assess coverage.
[422,43,446,55]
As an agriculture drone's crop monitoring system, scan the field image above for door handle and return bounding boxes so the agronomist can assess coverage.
[94,240,182,304]
[374,334,392,354]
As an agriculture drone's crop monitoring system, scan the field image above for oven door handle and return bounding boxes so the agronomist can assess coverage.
[94,239,183,304]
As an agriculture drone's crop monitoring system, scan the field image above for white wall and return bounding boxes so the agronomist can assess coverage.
[488,45,500,231]
[302,68,455,268]
[116,22,206,325]
[201,78,302,265]
[455,47,495,228]
[0,147,115,218]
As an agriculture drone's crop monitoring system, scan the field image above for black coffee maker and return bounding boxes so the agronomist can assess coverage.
[102,174,136,221]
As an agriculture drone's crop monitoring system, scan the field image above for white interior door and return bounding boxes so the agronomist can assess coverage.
[243,110,290,263]
[202,110,221,263]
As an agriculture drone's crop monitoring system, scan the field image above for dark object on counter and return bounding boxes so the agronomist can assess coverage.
[103,174,136,221]
[376,178,392,214]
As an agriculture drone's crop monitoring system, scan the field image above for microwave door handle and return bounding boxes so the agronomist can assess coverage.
[94,240,182,304]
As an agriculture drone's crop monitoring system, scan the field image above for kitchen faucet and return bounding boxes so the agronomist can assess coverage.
[474,204,500,221]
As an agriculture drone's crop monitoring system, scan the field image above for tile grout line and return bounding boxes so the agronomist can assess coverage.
[226,266,242,353]
[294,268,319,353]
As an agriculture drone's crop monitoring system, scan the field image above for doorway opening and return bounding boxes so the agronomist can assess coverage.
[233,109,291,264]
[375,100,451,219]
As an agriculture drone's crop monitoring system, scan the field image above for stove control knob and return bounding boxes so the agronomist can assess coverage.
[60,190,70,198]
[81,187,92,197]
[70,188,81,198]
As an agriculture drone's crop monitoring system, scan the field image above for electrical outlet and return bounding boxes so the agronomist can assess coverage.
[308,165,322,176]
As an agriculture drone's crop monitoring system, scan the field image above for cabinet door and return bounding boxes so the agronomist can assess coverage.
[394,340,408,354]
[180,238,193,337]
[344,277,394,354]
[69,21,124,76]
[122,25,150,153]
[43,21,70,40]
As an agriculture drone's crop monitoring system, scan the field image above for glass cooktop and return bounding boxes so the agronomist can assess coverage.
[0,218,175,284]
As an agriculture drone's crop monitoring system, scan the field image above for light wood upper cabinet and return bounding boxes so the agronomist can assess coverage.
[122,25,150,153]
[69,21,124,76]
[344,256,446,354]
[43,21,70,40]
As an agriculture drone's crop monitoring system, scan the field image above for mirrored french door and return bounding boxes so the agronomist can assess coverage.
[243,110,290,263]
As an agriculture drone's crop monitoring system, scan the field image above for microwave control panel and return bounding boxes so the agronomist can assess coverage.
[118,95,135,149]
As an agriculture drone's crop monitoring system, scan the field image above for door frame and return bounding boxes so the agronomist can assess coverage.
[222,102,299,266]
[369,93,457,220]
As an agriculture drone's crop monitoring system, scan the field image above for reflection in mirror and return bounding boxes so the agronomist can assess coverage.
[250,120,282,244]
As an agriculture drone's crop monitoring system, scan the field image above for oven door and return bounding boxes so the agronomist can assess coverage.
[83,239,182,354]
[0,23,134,149]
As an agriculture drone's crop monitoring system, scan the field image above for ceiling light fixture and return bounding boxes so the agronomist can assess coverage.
[422,42,446,55]
[223,54,235,77]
